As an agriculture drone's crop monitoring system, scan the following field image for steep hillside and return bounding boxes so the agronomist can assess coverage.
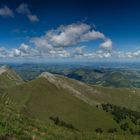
[7,76,118,131]
[0,97,87,140]
[0,98,139,140]
[40,72,140,110]
[0,65,23,90]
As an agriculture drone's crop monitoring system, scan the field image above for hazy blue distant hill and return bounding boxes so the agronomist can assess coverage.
[8,62,140,88]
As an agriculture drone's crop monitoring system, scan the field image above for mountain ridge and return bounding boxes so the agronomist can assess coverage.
[0,65,23,90]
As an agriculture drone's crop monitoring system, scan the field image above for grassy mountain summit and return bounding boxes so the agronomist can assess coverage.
[0,65,23,89]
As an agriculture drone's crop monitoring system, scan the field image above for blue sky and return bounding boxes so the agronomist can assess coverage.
[0,0,140,62]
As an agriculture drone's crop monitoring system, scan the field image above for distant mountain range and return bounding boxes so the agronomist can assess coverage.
[8,63,140,88]
[64,68,140,88]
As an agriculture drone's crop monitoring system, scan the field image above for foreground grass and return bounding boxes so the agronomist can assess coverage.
[0,98,139,140]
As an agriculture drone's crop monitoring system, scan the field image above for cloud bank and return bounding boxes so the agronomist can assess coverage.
[29,22,112,58]
[0,22,139,60]
[31,23,107,48]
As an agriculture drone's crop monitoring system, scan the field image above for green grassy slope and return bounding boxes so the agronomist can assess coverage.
[0,101,47,140]
[0,66,23,90]
[7,77,118,131]
[0,99,139,140]
[49,74,140,110]
[91,85,140,110]
[4,71,140,132]
[0,97,85,140]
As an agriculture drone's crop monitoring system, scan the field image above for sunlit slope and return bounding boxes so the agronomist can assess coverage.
[39,72,140,110]
[0,99,139,140]
[0,97,85,140]
[7,75,118,131]
[0,65,23,90]
[91,85,140,110]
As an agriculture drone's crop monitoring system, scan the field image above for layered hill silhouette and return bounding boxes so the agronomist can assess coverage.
[51,68,140,88]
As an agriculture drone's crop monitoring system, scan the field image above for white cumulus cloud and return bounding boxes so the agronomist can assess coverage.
[100,39,112,50]
[31,23,111,51]
[0,22,118,60]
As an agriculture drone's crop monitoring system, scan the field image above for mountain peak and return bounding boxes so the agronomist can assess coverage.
[0,65,23,85]
[38,71,99,106]
[39,72,56,83]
